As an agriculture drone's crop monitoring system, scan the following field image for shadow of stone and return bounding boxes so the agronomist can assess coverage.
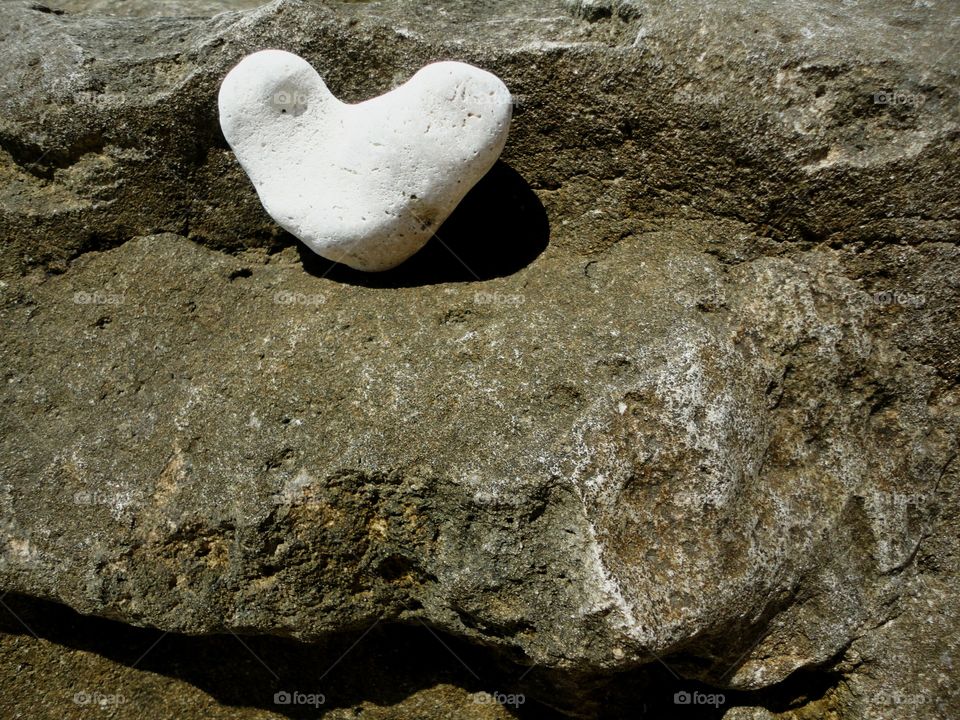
[0,593,555,718]
[297,161,549,287]
[0,593,841,718]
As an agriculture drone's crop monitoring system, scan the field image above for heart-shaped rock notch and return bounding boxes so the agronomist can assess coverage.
[219,49,513,271]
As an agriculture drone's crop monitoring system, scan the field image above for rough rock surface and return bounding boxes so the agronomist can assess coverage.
[0,0,958,718]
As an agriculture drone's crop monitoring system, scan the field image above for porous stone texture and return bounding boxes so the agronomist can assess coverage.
[1,0,958,718]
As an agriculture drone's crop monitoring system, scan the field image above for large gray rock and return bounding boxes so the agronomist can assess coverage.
[1,0,957,718]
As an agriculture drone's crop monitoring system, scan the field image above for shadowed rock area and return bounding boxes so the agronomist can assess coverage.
[0,0,958,718]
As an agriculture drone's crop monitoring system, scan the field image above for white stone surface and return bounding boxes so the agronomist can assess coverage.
[218,49,513,271]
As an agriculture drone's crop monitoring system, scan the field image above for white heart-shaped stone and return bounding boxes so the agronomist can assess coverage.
[218,49,513,271]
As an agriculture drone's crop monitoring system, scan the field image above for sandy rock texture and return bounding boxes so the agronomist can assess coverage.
[0,0,957,718]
